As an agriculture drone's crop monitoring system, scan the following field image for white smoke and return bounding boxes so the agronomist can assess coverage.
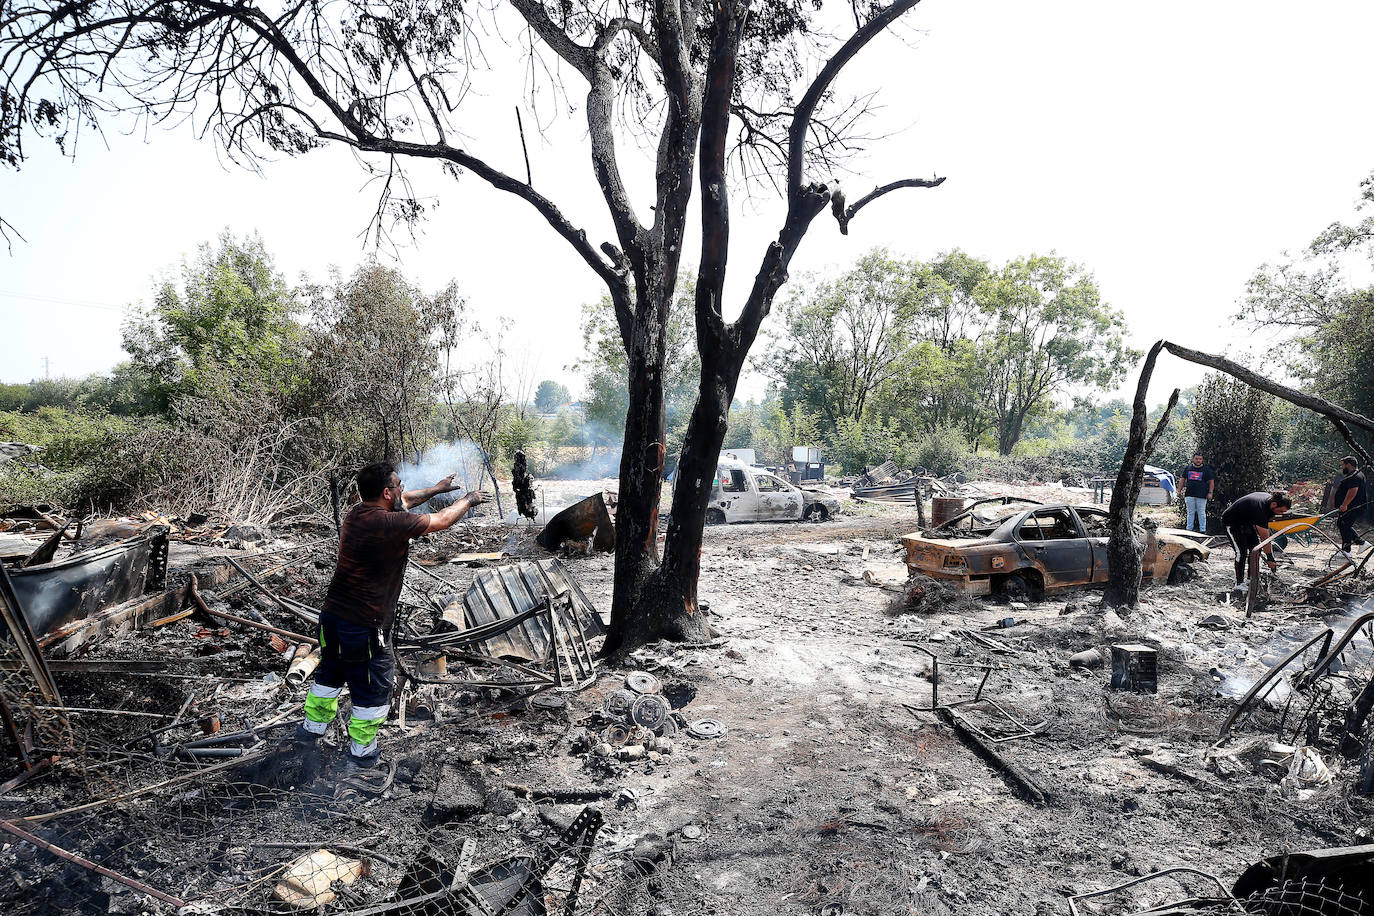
[396,440,493,510]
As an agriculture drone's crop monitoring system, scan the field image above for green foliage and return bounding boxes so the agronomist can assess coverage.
[827,416,910,475]
[304,259,461,466]
[534,380,572,415]
[765,248,1136,459]
[0,407,156,511]
[575,287,700,447]
[871,250,994,442]
[122,230,303,412]
[1192,373,1276,520]
[1246,170,1374,456]
[763,249,922,427]
[1272,407,1339,482]
[909,425,967,475]
[979,254,1136,454]
[494,408,542,458]
[0,367,157,415]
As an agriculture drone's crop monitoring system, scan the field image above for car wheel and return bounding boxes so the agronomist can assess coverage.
[705,508,726,526]
[804,504,829,522]
[998,573,1035,603]
[1168,555,1200,585]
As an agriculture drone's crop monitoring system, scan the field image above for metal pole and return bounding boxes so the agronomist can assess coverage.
[0,818,188,908]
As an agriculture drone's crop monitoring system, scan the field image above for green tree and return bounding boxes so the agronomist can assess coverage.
[763,249,920,427]
[122,230,303,412]
[1246,170,1374,449]
[1192,373,1275,528]
[534,380,572,415]
[305,261,462,466]
[979,254,1135,455]
[873,249,993,442]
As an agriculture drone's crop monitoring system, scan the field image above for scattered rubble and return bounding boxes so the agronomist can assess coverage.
[0,481,1371,915]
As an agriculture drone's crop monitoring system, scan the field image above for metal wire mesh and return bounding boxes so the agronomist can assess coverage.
[1245,878,1372,916]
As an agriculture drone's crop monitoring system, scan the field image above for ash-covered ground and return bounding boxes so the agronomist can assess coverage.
[2,486,1372,916]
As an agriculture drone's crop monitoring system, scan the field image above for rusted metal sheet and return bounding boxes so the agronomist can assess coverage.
[444,558,605,661]
[536,494,615,552]
[7,529,168,637]
[930,497,967,525]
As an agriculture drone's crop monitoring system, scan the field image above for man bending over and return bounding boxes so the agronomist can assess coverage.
[1220,490,1291,595]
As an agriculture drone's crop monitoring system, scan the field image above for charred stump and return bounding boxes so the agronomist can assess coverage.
[512,451,537,520]
[1103,341,1180,609]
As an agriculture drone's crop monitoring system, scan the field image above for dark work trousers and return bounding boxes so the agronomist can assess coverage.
[1337,509,1363,550]
[1225,523,1260,585]
[302,612,394,758]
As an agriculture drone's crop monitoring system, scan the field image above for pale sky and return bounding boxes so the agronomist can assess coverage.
[3,0,1372,407]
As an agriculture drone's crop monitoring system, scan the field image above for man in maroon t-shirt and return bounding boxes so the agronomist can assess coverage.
[300,462,487,766]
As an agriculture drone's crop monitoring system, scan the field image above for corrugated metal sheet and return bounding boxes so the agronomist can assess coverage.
[443,558,605,662]
[852,482,919,502]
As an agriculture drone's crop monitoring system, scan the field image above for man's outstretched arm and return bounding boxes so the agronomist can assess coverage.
[403,474,462,509]
[419,491,489,534]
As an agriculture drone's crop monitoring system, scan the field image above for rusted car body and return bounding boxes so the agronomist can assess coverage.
[901,504,1208,598]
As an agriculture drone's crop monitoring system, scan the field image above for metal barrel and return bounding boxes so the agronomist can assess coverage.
[931,497,968,527]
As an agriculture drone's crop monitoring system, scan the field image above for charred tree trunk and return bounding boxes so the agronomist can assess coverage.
[1103,341,1180,609]
[598,0,940,659]
[604,282,674,658]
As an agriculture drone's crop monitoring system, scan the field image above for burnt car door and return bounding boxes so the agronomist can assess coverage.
[1073,507,1113,583]
[755,473,803,521]
[717,468,755,522]
[1013,507,1092,587]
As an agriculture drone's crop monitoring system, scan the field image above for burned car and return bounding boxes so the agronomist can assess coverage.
[901,503,1207,600]
[707,459,841,523]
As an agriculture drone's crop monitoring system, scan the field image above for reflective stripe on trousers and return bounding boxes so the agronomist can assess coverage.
[303,683,342,734]
[347,703,390,757]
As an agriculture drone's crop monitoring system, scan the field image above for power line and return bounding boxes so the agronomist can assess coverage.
[0,290,129,313]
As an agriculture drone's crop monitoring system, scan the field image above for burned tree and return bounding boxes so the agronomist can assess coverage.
[1102,341,1179,609]
[1161,342,1374,468]
[2,0,944,655]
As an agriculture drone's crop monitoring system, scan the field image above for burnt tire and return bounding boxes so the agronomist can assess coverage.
[705,508,726,526]
[804,504,829,522]
[997,573,1036,603]
[1168,555,1200,585]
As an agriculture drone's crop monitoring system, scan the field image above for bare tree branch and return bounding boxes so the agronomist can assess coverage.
[787,0,924,199]
[831,175,946,234]
[1161,341,1374,435]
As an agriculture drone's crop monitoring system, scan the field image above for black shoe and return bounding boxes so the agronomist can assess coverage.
[346,750,381,769]
[295,723,324,747]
